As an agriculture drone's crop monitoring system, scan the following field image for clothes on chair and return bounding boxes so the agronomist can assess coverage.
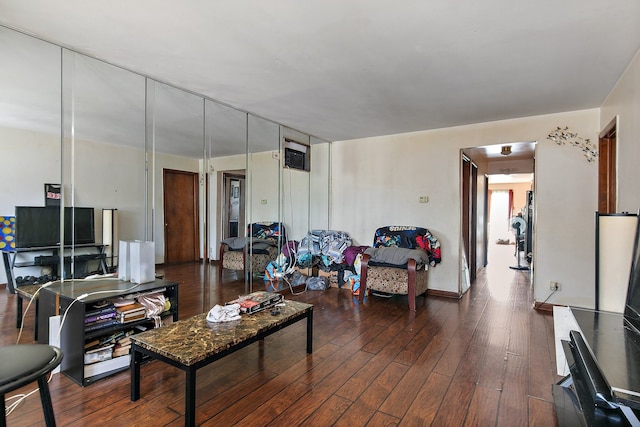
[373,226,441,266]
[359,226,442,311]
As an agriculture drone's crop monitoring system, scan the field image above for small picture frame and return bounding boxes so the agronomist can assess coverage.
[44,183,61,206]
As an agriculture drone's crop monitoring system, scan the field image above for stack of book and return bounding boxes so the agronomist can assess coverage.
[84,302,118,332]
[226,291,284,314]
[83,329,136,377]
[115,302,147,323]
[112,334,132,357]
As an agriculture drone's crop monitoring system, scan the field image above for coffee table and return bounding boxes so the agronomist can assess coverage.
[130,299,313,427]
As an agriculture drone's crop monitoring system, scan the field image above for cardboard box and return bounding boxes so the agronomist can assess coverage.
[296,266,318,276]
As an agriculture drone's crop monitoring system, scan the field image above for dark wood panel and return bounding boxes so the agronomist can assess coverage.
[0,253,559,426]
[164,169,199,264]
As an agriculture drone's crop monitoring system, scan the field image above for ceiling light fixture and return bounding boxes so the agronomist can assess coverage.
[501,145,512,156]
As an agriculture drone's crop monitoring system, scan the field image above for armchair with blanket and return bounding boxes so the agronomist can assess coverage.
[358,226,441,311]
[218,222,286,282]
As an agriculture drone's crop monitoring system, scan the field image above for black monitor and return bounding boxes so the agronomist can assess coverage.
[15,206,95,248]
[624,217,640,333]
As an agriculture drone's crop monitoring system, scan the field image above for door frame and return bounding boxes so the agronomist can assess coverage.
[222,172,246,240]
[598,116,618,213]
[215,169,246,261]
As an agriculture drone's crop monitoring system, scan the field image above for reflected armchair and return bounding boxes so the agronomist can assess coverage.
[358,226,441,311]
[218,222,286,282]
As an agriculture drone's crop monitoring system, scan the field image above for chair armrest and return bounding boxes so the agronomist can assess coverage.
[407,258,417,311]
[358,253,371,303]
[219,243,228,262]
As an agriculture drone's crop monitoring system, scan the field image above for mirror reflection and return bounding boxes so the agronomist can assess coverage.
[149,81,204,266]
[62,50,146,278]
[0,28,62,288]
[1,24,332,300]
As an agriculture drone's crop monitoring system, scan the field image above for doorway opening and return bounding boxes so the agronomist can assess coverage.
[461,141,535,295]
[487,173,534,271]
[222,172,246,240]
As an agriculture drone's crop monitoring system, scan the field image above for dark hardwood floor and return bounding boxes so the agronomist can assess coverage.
[1,245,558,426]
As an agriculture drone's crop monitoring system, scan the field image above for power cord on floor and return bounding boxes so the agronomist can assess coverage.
[539,288,558,306]
[8,275,140,418]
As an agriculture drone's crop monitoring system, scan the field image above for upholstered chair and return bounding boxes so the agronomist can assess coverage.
[218,222,286,282]
[358,226,440,311]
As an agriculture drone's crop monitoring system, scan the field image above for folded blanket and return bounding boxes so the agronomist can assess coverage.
[221,237,276,251]
[364,246,430,267]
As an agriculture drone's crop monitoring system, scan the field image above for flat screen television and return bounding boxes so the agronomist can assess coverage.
[15,206,95,248]
[624,217,640,333]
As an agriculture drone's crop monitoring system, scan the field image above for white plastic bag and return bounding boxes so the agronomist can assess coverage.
[118,240,130,281]
[129,241,155,284]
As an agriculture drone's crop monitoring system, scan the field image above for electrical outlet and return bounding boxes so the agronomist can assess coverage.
[550,281,560,291]
[418,196,429,203]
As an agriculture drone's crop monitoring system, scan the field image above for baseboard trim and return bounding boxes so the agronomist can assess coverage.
[534,301,561,312]
[427,289,461,299]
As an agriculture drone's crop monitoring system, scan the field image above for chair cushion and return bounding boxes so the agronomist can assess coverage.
[0,344,58,388]
[364,246,430,267]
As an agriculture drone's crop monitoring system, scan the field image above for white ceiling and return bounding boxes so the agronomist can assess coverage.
[1,1,639,143]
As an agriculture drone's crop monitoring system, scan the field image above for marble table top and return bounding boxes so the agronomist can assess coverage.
[130,299,312,366]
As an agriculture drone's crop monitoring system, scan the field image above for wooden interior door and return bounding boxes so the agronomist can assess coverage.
[598,117,617,213]
[163,169,199,263]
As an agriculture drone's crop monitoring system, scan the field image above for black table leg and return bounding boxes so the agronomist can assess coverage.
[306,309,313,354]
[34,299,39,341]
[130,346,142,401]
[185,367,196,427]
[16,295,22,328]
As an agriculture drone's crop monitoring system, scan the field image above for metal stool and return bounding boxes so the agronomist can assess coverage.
[0,344,63,427]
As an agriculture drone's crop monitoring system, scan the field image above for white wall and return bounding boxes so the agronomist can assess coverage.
[282,167,310,241]
[248,151,280,226]
[0,128,60,211]
[331,109,600,303]
[310,142,331,230]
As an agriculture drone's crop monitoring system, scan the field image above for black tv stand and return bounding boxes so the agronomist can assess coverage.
[2,244,108,294]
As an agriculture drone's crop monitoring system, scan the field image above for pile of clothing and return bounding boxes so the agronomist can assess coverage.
[296,230,352,267]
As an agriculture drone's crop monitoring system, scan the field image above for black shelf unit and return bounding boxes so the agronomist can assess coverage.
[2,244,108,293]
[38,278,178,386]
